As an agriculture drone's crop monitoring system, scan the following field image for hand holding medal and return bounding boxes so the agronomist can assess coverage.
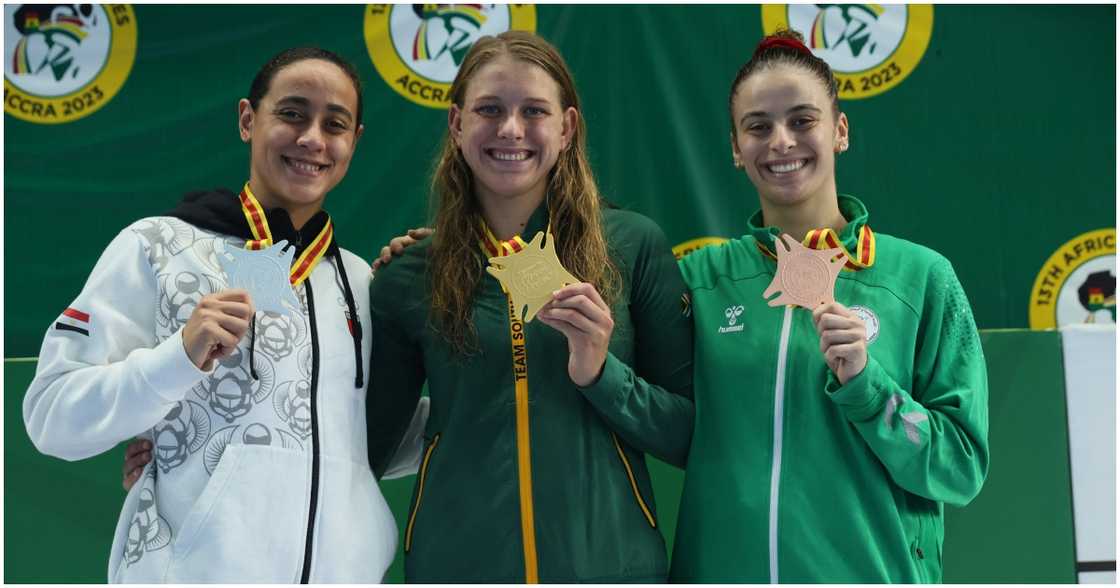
[180,289,255,371]
[763,232,867,384]
[486,230,612,387]
[486,230,580,323]
[811,302,868,385]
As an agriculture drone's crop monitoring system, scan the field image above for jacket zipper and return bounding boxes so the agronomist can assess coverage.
[298,282,321,583]
[405,433,441,552]
[611,432,656,527]
[768,305,794,584]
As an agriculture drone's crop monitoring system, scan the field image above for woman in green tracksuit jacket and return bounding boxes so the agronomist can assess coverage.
[668,31,989,583]
[365,31,693,583]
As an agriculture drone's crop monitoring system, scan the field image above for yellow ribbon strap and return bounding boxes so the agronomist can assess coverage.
[480,225,539,583]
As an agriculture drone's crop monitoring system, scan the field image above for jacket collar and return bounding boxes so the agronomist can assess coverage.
[749,194,876,271]
[164,187,337,258]
[748,194,868,251]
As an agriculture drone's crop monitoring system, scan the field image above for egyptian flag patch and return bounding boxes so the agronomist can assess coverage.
[55,308,90,336]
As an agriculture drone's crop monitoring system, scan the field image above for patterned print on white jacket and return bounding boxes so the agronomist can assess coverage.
[24,216,425,583]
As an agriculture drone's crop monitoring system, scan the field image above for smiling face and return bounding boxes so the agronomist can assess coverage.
[238,58,363,222]
[730,64,848,212]
[448,53,577,208]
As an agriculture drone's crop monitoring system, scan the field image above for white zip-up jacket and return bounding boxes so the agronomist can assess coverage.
[24,195,424,583]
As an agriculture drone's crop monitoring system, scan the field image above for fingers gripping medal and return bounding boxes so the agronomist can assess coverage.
[486,231,580,323]
[762,233,846,309]
[217,240,301,315]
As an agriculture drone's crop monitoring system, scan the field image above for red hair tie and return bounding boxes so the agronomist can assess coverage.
[753,36,812,59]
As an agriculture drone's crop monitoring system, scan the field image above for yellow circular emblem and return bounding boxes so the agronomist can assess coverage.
[761,4,933,100]
[364,4,536,109]
[673,237,729,261]
[1029,229,1116,330]
[4,4,137,124]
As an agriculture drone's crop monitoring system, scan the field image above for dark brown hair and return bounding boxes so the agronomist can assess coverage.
[727,29,839,136]
[248,47,364,125]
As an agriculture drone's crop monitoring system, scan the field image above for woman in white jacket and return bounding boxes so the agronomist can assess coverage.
[23,47,424,583]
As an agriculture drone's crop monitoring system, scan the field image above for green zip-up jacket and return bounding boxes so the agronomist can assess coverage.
[670,195,989,583]
[366,205,694,583]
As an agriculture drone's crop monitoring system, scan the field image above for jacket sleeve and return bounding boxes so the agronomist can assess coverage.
[23,227,210,461]
[366,266,427,479]
[825,257,989,506]
[579,216,695,468]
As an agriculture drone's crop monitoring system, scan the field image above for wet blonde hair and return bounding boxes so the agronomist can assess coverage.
[427,30,620,355]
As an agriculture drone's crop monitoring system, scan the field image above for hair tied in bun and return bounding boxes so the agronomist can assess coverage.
[753,36,812,60]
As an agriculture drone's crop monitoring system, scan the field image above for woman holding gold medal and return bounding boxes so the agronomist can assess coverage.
[364,31,694,583]
[669,30,989,583]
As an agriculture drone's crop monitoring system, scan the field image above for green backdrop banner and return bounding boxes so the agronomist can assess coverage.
[2,4,1112,583]
[3,4,1116,357]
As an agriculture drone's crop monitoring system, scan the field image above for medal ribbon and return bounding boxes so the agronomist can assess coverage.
[480,223,530,259]
[479,224,539,583]
[238,183,333,287]
[756,224,876,271]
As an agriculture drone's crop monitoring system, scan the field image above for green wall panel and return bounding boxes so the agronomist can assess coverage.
[943,330,1077,583]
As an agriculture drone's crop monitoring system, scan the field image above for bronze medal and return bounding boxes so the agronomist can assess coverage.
[762,233,846,309]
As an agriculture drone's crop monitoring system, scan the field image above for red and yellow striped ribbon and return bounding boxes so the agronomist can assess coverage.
[239,184,273,250]
[480,223,530,260]
[238,182,332,287]
[757,224,876,271]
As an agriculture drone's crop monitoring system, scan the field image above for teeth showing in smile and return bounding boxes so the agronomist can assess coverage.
[284,156,328,173]
[491,150,530,161]
[767,160,806,174]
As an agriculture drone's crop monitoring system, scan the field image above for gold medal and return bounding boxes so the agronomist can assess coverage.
[486,230,579,323]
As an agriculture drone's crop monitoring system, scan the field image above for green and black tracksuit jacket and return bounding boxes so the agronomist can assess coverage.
[367,204,694,583]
